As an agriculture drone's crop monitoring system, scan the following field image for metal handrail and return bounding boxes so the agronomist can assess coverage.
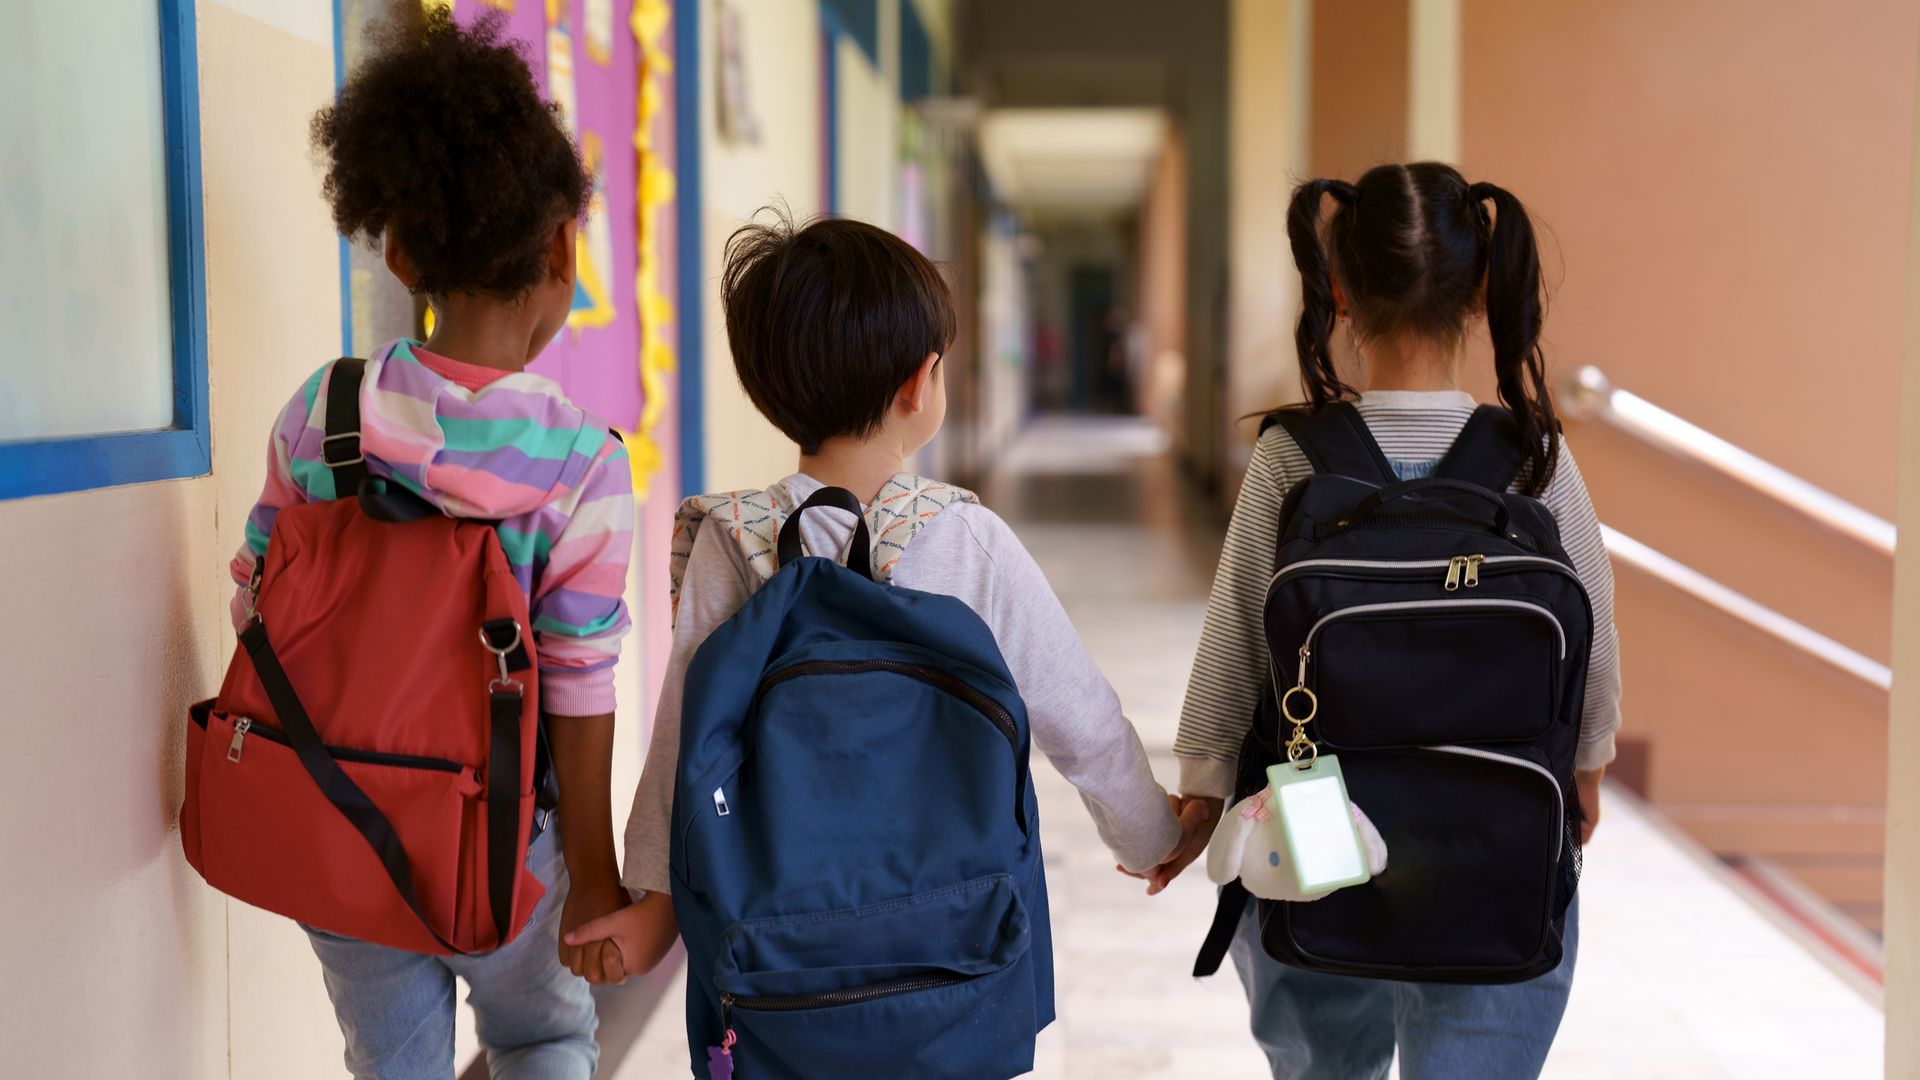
[1566,366,1896,556]
[1603,525,1891,691]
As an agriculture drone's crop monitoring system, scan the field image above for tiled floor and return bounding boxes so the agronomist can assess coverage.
[608,416,1884,1079]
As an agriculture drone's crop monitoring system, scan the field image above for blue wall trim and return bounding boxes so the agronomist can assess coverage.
[334,0,353,357]
[0,0,210,501]
[820,5,840,214]
[820,0,878,67]
[901,0,930,101]
[675,0,705,494]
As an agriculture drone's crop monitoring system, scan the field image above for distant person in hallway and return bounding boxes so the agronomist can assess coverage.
[227,10,634,1077]
[568,213,1189,996]
[1146,163,1623,1079]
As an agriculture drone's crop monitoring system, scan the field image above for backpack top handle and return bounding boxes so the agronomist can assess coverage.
[776,486,876,581]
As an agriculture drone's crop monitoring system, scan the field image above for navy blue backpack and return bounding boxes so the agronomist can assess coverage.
[669,484,1053,1080]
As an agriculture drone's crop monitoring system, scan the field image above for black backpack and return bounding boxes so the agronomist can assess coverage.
[1193,403,1591,985]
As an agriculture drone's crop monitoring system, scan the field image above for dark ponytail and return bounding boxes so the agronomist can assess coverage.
[1287,178,1359,408]
[1470,182,1560,494]
[1281,164,1560,496]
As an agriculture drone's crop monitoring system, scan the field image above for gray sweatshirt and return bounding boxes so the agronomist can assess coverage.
[621,473,1183,896]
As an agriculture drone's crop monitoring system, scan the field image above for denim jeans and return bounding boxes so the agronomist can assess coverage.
[305,822,599,1080]
[1228,896,1579,1080]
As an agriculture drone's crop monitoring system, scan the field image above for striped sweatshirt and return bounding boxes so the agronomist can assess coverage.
[1173,390,1623,800]
[229,339,634,716]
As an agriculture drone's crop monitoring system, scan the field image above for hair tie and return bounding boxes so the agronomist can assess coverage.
[1329,180,1358,206]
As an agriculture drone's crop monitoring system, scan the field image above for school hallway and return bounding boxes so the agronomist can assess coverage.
[595,417,1885,1080]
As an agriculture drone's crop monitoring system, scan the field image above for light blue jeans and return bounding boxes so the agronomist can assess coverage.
[1228,897,1579,1080]
[305,822,599,1080]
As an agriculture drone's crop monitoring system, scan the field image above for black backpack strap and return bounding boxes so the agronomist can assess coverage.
[240,620,468,955]
[322,357,371,497]
[1261,403,1396,484]
[1432,405,1528,492]
[1193,881,1250,977]
[480,617,533,946]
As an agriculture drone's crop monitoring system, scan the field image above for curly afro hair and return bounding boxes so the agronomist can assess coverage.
[312,7,589,299]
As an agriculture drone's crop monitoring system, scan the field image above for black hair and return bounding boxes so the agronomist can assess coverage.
[1288,163,1560,494]
[312,7,590,299]
[722,211,957,455]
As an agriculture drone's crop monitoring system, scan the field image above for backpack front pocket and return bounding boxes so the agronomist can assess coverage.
[184,702,477,953]
[1270,745,1565,981]
[712,873,1037,1080]
[1299,599,1565,748]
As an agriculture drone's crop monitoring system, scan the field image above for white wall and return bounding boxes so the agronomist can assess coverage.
[0,4,663,1075]
[836,3,900,231]
[0,2,352,1075]
[699,0,826,491]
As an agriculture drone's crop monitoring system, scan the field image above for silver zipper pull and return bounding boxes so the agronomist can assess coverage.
[227,717,253,763]
[1464,555,1485,588]
[713,787,731,817]
[1296,646,1311,686]
[1444,557,1465,591]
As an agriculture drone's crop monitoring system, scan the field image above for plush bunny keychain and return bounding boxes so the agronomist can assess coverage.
[1205,785,1389,902]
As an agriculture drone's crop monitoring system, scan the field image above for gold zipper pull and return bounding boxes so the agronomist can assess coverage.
[227,717,252,763]
[1444,557,1465,591]
[1464,555,1485,588]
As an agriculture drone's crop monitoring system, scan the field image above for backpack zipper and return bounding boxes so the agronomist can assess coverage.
[1427,745,1566,860]
[1300,598,1567,659]
[1269,554,1581,598]
[195,710,463,772]
[756,660,1018,748]
[721,972,968,1014]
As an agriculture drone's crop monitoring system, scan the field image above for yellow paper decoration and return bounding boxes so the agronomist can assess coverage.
[615,0,677,497]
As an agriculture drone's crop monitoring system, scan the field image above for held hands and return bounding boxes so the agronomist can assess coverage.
[1116,794,1225,895]
[562,890,681,986]
[558,875,632,986]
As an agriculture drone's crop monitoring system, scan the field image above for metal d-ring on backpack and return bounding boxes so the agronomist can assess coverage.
[668,480,1053,1080]
[1194,403,1592,985]
[181,357,551,956]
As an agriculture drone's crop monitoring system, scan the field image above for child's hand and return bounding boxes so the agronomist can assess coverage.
[1574,767,1604,845]
[1117,795,1223,895]
[560,877,632,985]
[563,890,681,985]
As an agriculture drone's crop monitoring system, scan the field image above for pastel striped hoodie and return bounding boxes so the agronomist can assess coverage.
[230,339,634,716]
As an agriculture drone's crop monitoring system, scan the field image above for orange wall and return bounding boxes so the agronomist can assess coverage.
[1310,0,1407,178]
[1139,126,1189,439]
[1459,0,1920,922]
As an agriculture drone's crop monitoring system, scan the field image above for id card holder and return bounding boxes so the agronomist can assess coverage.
[1266,756,1372,895]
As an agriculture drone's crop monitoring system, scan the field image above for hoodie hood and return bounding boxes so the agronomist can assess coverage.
[355,339,614,520]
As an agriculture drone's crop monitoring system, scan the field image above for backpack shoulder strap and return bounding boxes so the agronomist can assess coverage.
[864,474,980,583]
[321,357,370,497]
[1432,405,1527,492]
[1260,403,1396,484]
[669,489,779,624]
[669,476,983,619]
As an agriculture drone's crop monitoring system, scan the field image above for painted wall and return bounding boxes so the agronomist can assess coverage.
[1222,0,1308,483]
[1884,37,1920,1071]
[0,3,347,1074]
[698,0,825,491]
[1139,124,1189,441]
[1461,0,1920,930]
[836,3,900,231]
[0,2,687,1073]
[1307,0,1405,179]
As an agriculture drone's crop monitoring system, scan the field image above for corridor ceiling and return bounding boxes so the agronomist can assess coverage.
[976,107,1168,217]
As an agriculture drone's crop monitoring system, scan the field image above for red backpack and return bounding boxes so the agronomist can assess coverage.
[182,358,546,954]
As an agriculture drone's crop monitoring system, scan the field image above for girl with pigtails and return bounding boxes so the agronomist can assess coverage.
[1147,164,1623,1078]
